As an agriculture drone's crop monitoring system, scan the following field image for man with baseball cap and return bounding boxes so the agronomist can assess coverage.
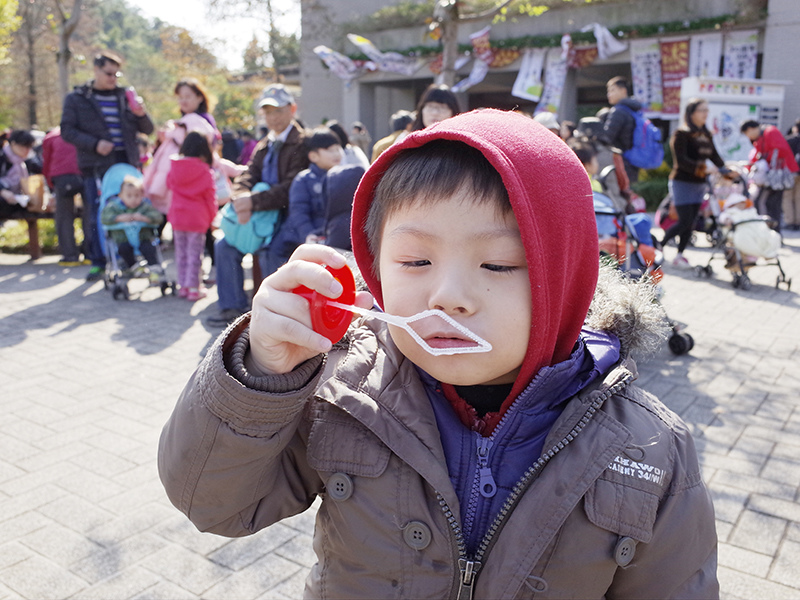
[207,84,309,328]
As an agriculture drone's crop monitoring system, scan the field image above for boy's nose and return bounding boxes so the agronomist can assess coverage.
[427,271,474,315]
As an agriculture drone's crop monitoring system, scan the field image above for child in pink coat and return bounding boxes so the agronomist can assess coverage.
[167,132,217,300]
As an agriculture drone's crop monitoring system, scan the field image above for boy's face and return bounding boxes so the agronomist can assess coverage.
[309,144,344,171]
[377,193,531,386]
[606,83,626,106]
[585,155,599,176]
[119,184,143,209]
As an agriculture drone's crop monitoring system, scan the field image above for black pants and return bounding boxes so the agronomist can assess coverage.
[662,202,701,253]
[756,186,783,232]
[118,239,159,269]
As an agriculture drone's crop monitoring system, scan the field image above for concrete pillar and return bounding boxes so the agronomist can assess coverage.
[762,0,800,130]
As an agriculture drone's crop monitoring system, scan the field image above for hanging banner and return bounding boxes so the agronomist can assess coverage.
[535,47,568,116]
[723,29,758,79]
[313,46,365,81]
[630,38,664,117]
[689,32,722,78]
[580,23,628,60]
[511,47,546,102]
[347,34,422,77]
[451,58,489,93]
[429,52,472,76]
[659,37,689,118]
[570,46,598,69]
[489,48,521,68]
[470,26,494,63]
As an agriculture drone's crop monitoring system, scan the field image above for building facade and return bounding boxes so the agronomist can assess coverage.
[298,0,800,144]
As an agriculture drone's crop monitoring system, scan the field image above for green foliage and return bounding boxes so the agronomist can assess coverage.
[0,219,81,254]
[350,1,436,32]
[271,30,299,67]
[631,177,668,212]
[0,0,20,64]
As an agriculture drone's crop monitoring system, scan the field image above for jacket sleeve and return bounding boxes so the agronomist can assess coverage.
[607,420,719,600]
[101,200,124,227]
[232,140,269,194]
[141,203,164,226]
[60,94,102,155]
[764,128,800,172]
[157,317,326,536]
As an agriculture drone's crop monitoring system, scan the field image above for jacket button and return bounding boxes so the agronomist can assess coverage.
[614,536,637,567]
[402,521,432,550]
[327,473,353,502]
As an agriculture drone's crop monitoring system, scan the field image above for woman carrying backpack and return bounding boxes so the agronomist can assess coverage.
[661,98,727,268]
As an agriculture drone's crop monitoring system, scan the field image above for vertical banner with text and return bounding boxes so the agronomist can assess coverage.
[630,38,664,117]
[535,47,568,116]
[660,38,689,118]
[689,33,723,78]
[723,30,758,79]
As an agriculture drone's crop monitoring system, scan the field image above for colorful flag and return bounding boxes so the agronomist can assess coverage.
[630,38,664,116]
[313,46,364,81]
[659,37,689,117]
[581,23,628,60]
[346,34,422,77]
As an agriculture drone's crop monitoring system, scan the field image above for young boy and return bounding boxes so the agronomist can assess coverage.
[570,138,603,192]
[269,127,344,260]
[100,175,163,277]
[159,110,718,599]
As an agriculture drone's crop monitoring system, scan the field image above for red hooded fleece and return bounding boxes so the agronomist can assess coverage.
[350,109,599,428]
[166,156,217,233]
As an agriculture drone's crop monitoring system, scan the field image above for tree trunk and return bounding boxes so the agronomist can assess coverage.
[24,19,37,127]
[437,18,458,87]
[56,1,83,100]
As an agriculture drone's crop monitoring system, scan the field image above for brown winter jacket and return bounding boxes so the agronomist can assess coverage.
[159,314,718,599]
[233,123,309,213]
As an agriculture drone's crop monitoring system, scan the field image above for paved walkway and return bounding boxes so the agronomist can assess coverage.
[0,229,799,599]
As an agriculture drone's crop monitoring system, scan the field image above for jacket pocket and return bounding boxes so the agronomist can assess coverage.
[307,402,391,478]
[584,477,658,543]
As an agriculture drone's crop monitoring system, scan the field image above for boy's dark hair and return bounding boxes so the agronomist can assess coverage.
[94,51,123,69]
[740,119,760,133]
[607,76,630,96]
[568,139,597,167]
[179,131,213,166]
[325,121,349,149]
[305,127,341,153]
[366,140,511,269]
[8,129,35,148]
[391,110,414,132]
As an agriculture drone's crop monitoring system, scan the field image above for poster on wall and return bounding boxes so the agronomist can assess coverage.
[511,48,546,102]
[723,29,758,79]
[535,47,568,116]
[689,33,722,77]
[630,38,664,117]
[707,102,760,162]
[659,38,689,118]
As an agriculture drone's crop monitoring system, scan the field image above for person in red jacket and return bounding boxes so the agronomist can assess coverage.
[166,131,217,301]
[741,120,800,233]
[41,127,86,266]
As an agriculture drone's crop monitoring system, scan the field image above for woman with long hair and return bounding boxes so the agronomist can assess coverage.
[411,84,461,131]
[661,98,726,267]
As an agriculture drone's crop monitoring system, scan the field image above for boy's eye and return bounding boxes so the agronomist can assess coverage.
[401,260,431,268]
[482,263,518,273]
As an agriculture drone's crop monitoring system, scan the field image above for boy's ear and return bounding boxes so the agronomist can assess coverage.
[308,149,319,162]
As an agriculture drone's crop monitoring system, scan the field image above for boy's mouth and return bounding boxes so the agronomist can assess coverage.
[424,336,480,350]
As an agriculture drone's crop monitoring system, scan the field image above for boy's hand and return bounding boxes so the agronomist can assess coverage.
[249,244,373,376]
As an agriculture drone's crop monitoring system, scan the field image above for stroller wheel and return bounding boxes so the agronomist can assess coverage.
[668,332,692,355]
[740,275,752,291]
[731,274,740,288]
[787,278,792,291]
[112,282,130,301]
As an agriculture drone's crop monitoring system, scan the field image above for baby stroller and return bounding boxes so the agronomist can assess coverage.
[695,194,791,291]
[98,164,175,300]
[594,191,695,355]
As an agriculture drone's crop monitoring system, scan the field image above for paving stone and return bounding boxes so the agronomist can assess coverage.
[748,494,800,524]
[209,523,298,571]
[139,545,231,596]
[203,553,301,600]
[0,555,87,600]
[760,455,800,485]
[770,539,800,589]
[130,580,198,600]
[718,541,773,578]
[37,494,116,534]
[0,544,32,571]
[718,565,800,600]
[273,532,317,567]
[729,509,787,556]
[707,483,749,524]
[710,470,796,502]
[71,566,161,600]
[71,532,168,584]
[87,503,176,546]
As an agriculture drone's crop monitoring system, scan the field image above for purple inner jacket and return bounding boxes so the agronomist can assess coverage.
[421,328,620,554]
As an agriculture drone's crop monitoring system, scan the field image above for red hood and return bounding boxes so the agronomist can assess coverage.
[350,108,598,399]
[168,157,214,194]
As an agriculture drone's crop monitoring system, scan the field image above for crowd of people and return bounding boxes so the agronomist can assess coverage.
[2,54,799,312]
[6,47,800,599]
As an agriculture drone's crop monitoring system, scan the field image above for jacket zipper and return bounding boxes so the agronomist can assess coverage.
[439,373,632,600]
